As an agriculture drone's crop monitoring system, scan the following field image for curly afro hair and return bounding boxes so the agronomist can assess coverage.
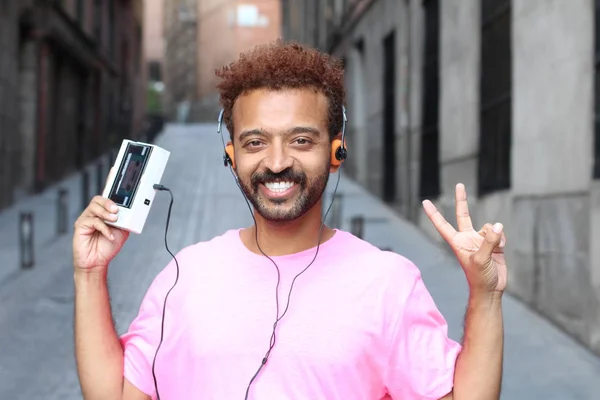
[215,39,346,141]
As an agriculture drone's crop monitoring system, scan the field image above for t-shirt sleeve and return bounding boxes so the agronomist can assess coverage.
[119,253,181,398]
[384,261,462,399]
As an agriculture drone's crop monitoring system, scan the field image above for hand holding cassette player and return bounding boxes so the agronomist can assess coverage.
[72,139,170,274]
[72,189,130,274]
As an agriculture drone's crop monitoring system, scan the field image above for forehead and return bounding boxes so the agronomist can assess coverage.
[231,88,328,137]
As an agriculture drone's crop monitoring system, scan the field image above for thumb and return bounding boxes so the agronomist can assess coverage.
[475,223,504,264]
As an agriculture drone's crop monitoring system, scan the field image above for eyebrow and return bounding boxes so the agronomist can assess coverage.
[238,126,322,142]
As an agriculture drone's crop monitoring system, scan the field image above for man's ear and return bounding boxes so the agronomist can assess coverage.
[225,140,236,169]
[330,132,346,173]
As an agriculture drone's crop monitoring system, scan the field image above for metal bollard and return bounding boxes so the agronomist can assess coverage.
[81,169,90,211]
[96,158,104,195]
[19,212,34,269]
[56,188,68,235]
[350,215,365,239]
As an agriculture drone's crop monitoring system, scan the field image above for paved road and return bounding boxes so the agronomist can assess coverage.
[0,123,599,399]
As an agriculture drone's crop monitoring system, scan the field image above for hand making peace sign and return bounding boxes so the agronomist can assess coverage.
[422,183,507,295]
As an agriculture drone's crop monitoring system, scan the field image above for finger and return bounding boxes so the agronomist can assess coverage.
[88,201,119,223]
[422,200,457,242]
[92,195,119,214]
[455,183,473,232]
[475,222,504,262]
[76,216,115,241]
[478,223,506,250]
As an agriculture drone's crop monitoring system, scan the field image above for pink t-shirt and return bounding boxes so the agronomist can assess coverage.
[120,229,461,399]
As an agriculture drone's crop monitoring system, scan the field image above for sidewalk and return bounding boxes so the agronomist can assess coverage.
[0,152,113,287]
[0,123,599,399]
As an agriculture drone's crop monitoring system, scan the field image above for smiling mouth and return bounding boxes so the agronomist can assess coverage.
[263,181,296,193]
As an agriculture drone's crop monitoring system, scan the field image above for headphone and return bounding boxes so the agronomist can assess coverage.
[218,106,348,171]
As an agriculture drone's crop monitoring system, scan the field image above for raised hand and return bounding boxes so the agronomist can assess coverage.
[422,183,507,295]
[72,168,130,274]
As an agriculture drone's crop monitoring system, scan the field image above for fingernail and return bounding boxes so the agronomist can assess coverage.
[493,223,503,233]
[110,235,115,241]
[111,205,118,212]
[500,238,505,247]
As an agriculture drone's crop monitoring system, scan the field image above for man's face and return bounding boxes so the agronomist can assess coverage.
[231,88,333,222]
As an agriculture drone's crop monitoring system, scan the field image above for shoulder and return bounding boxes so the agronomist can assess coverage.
[150,229,241,284]
[174,228,240,260]
[334,230,423,293]
[336,230,421,273]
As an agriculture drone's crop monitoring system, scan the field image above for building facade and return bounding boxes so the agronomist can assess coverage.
[283,0,600,356]
[163,0,198,121]
[196,0,282,119]
[144,0,165,111]
[162,0,282,122]
[0,0,145,211]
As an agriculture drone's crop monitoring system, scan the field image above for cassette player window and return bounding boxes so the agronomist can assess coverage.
[109,143,152,208]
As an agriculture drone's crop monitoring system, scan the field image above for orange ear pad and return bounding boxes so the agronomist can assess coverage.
[225,143,236,169]
[330,138,347,167]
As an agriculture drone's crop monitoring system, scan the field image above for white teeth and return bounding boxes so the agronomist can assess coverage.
[265,181,294,193]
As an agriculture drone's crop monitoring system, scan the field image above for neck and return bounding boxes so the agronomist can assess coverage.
[241,200,335,256]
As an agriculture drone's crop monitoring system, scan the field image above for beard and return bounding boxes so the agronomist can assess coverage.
[238,165,330,222]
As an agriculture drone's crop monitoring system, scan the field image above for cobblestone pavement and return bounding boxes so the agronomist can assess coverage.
[0,123,599,399]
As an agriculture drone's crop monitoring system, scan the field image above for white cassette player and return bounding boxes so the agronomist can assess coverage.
[102,139,170,234]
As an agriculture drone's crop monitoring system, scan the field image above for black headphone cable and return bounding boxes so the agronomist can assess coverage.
[149,174,342,400]
[151,183,178,400]
[232,167,343,400]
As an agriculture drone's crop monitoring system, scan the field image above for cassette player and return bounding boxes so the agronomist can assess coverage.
[102,139,170,234]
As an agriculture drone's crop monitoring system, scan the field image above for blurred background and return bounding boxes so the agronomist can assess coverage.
[1,0,600,398]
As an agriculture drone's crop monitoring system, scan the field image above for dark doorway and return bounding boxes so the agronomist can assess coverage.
[419,0,440,200]
[479,0,512,196]
[382,31,396,203]
[594,0,600,179]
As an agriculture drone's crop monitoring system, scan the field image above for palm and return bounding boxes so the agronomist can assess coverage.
[449,229,507,292]
[73,226,128,272]
[423,184,508,293]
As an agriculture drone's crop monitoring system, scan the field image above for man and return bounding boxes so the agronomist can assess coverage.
[73,40,505,399]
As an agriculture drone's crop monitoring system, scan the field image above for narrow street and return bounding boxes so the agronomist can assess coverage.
[0,124,599,399]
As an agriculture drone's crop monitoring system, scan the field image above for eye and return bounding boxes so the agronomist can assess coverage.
[247,140,263,147]
[294,138,312,145]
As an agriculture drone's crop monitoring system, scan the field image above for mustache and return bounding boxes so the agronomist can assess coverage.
[251,168,306,187]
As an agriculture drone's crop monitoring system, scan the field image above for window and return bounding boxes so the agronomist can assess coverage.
[594,0,600,178]
[94,0,102,43]
[77,0,84,24]
[419,0,440,200]
[109,0,115,60]
[148,61,162,82]
[478,0,511,196]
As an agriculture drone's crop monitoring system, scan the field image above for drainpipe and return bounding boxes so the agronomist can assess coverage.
[35,37,48,192]
[405,0,414,222]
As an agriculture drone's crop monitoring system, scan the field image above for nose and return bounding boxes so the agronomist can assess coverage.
[263,143,294,173]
